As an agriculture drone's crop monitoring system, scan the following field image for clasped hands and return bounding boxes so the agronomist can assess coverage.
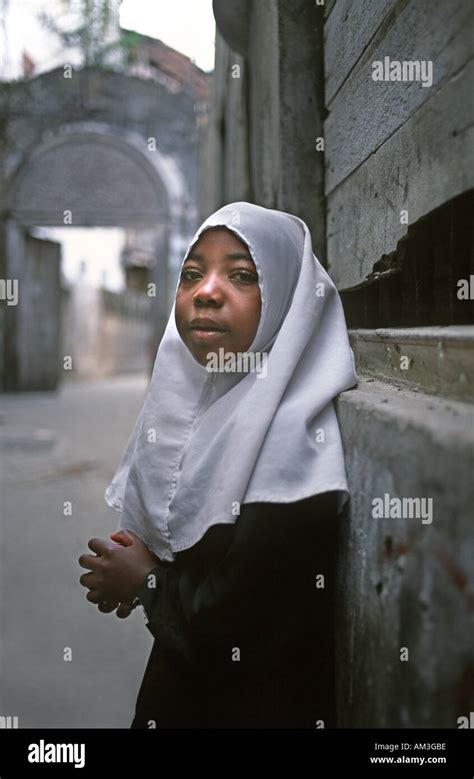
[78,530,160,619]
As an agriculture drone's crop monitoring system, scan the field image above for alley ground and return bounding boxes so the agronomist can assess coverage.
[1,374,155,728]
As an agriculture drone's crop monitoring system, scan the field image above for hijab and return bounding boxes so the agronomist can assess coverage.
[105,202,357,561]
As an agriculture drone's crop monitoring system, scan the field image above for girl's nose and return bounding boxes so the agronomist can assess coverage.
[193,274,224,304]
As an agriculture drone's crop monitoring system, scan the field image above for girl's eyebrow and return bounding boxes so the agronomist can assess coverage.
[186,251,254,262]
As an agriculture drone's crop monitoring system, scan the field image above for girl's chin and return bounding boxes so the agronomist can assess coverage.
[192,349,220,367]
[186,340,228,363]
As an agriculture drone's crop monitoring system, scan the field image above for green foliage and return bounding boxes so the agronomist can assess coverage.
[38,0,123,68]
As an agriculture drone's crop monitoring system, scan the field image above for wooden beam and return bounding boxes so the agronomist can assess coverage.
[325,0,396,104]
[326,59,474,289]
[325,0,474,194]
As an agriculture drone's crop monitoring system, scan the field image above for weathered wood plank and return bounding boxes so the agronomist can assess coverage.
[325,0,396,104]
[326,59,474,290]
[325,0,474,195]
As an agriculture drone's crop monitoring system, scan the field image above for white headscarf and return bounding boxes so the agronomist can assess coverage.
[105,202,357,561]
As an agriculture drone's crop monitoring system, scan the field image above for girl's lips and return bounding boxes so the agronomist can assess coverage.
[189,328,226,341]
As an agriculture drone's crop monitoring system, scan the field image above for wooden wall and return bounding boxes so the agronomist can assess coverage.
[324,0,474,289]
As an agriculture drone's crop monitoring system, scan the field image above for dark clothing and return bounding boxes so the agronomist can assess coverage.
[131,491,339,729]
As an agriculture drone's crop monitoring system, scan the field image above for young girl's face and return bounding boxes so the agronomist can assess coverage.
[175,227,262,366]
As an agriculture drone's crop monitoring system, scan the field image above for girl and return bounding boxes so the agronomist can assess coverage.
[78,201,357,728]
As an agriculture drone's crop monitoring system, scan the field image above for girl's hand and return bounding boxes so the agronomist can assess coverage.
[97,599,134,619]
[78,529,159,607]
[95,531,159,619]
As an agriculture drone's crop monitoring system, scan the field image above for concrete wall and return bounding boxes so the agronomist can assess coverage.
[336,378,474,727]
[208,0,474,728]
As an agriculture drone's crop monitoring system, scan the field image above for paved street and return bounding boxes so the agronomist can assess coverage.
[0,374,155,728]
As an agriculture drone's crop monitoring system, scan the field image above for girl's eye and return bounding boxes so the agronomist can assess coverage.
[231,270,258,284]
[180,268,201,281]
[179,268,258,284]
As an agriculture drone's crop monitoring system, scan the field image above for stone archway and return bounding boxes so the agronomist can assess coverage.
[2,122,190,390]
[9,122,176,227]
[0,63,203,391]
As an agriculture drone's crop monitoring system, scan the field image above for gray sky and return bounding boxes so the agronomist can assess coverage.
[120,0,216,72]
[1,0,216,79]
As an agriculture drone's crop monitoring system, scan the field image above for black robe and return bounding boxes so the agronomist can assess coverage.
[131,491,339,729]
